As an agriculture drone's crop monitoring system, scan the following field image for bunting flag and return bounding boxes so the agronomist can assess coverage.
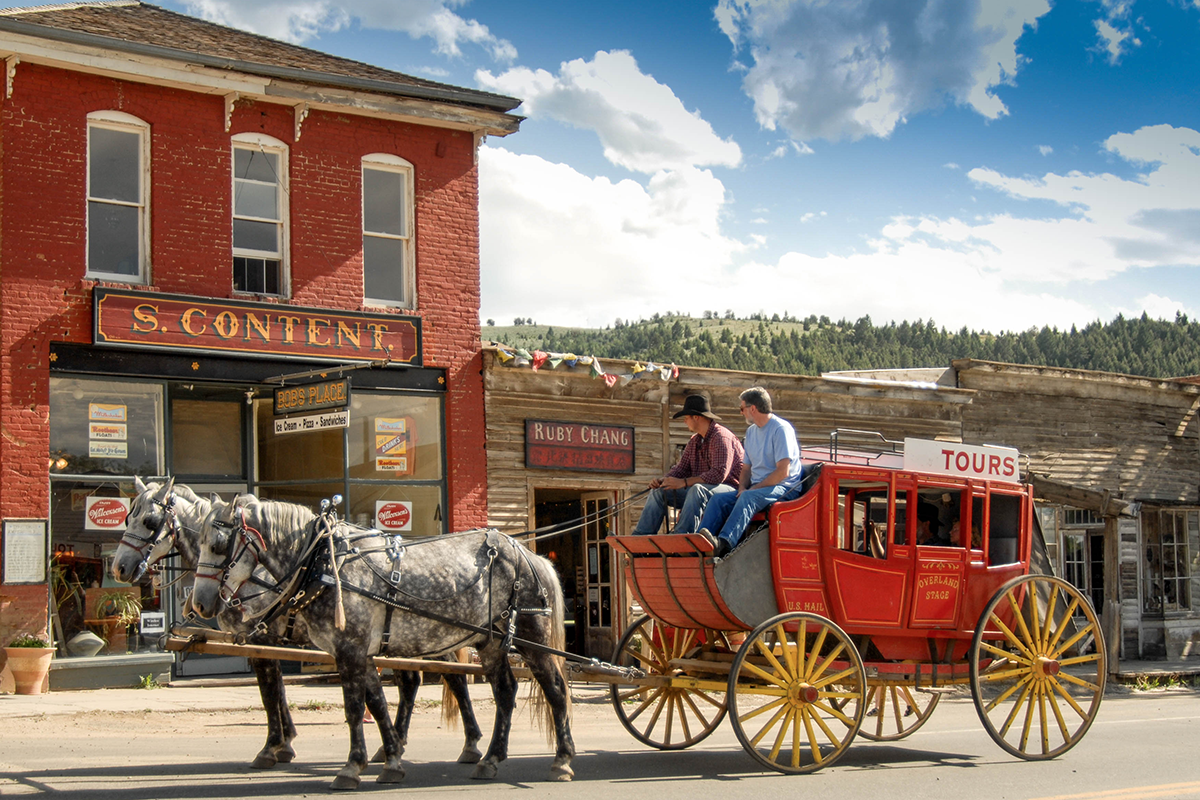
[493,347,677,390]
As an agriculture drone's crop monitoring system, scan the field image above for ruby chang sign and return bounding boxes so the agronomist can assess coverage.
[525,419,635,473]
[94,289,421,364]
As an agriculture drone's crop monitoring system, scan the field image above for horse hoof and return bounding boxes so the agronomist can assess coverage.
[370,746,386,764]
[471,762,498,781]
[458,745,483,764]
[275,745,296,764]
[549,764,574,782]
[330,773,361,791]
[376,766,406,784]
[251,751,277,770]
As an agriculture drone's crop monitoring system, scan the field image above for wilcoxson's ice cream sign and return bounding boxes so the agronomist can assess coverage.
[903,438,1021,484]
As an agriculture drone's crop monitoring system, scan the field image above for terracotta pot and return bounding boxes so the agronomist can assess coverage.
[4,646,54,695]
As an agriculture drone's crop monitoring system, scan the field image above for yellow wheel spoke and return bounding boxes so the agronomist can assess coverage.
[1047,682,1072,743]
[802,705,822,764]
[979,641,1033,666]
[1050,677,1090,720]
[990,612,1037,662]
[890,686,903,733]
[1018,682,1036,751]
[1058,653,1102,668]
[1041,585,1060,651]
[980,665,1035,684]
[809,702,843,747]
[811,698,856,727]
[1046,598,1081,653]
[814,665,858,689]
[788,619,805,677]
[645,688,669,736]
[766,707,793,763]
[741,658,789,687]
[754,637,792,681]
[616,685,652,704]
[1005,590,1039,656]
[681,690,715,728]
[749,702,790,747]
[995,679,1033,729]
[803,626,829,680]
[1052,622,1096,660]
[1030,585,1043,653]
[740,695,787,725]
[810,641,847,683]
[1056,671,1102,693]
[627,686,665,723]
[1038,683,1050,755]
[672,693,691,743]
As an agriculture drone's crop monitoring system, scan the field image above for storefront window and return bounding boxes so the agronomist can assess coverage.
[1143,508,1195,614]
[171,386,244,478]
[49,377,164,476]
[347,484,444,538]
[348,392,443,480]
[255,397,343,482]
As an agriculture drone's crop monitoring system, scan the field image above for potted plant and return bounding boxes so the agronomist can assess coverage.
[4,634,55,695]
[94,589,142,653]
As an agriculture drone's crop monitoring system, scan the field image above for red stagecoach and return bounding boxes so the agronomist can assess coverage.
[606,432,1106,774]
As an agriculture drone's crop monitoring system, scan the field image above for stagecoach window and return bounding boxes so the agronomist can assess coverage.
[1142,508,1195,614]
[988,494,1022,565]
[837,483,889,554]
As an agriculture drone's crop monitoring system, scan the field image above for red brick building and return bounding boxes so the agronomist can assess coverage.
[0,1,518,688]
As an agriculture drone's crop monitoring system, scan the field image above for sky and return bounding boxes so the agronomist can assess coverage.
[10,0,1200,334]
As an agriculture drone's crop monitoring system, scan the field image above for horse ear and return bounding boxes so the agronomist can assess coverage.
[165,476,176,494]
[209,493,220,505]
[135,475,147,494]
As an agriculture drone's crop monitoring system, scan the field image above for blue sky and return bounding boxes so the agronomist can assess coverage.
[11,0,1200,334]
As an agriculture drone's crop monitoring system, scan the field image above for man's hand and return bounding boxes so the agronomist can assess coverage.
[648,477,664,489]
[661,476,687,490]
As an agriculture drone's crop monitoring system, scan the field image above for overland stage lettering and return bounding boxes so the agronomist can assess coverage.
[525,419,635,473]
[94,289,421,365]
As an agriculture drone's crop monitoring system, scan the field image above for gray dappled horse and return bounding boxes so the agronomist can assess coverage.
[111,478,483,770]
[189,494,574,790]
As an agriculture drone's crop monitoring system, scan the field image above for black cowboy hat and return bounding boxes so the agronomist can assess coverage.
[673,394,720,420]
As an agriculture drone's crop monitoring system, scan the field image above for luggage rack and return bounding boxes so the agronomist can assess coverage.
[805,428,905,468]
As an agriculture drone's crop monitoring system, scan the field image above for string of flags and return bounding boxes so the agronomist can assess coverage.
[494,347,679,388]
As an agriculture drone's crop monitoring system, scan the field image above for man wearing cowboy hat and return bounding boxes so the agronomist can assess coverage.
[632,394,744,535]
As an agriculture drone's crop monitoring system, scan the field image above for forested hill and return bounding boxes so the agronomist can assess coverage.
[483,312,1200,379]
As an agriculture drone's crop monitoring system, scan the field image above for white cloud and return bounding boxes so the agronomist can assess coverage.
[1038,144,1053,156]
[1092,0,1140,64]
[715,0,1050,142]
[1127,293,1194,322]
[182,0,516,60]
[477,51,741,174]
[479,147,744,327]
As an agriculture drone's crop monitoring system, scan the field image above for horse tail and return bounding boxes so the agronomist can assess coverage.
[526,553,571,742]
[439,648,468,729]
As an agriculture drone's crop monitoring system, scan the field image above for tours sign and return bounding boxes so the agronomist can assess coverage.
[525,419,635,473]
[94,289,421,365]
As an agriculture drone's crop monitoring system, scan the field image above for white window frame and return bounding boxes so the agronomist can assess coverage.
[86,111,150,283]
[232,133,289,297]
[361,153,414,309]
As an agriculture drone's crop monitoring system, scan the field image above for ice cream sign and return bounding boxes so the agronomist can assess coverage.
[375,417,414,474]
[375,501,412,531]
[88,403,128,459]
[85,496,130,530]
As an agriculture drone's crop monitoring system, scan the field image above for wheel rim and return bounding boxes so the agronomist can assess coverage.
[728,612,865,773]
[970,575,1106,760]
[857,682,940,741]
[609,616,728,749]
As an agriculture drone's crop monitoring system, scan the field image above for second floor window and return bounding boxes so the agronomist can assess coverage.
[362,155,414,307]
[232,136,287,295]
[87,112,148,281]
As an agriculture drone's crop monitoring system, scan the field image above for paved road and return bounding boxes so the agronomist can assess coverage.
[1,681,1198,799]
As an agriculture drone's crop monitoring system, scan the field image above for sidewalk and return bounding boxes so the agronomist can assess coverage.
[0,673,614,719]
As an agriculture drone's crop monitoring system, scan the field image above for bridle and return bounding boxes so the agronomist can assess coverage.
[195,506,268,606]
[118,492,180,582]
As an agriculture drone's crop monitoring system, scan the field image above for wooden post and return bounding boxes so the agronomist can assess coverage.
[1104,514,1121,675]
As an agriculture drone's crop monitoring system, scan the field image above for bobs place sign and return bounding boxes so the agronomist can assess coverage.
[94,289,421,365]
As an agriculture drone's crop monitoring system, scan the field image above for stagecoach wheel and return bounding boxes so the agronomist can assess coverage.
[609,615,728,750]
[727,612,865,774]
[856,682,940,742]
[970,574,1106,760]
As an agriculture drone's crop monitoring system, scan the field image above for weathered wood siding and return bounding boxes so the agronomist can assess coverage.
[956,360,1200,504]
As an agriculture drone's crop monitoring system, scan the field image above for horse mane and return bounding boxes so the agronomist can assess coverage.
[249,498,317,545]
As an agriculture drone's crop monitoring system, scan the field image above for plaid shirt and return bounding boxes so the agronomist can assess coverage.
[667,422,744,489]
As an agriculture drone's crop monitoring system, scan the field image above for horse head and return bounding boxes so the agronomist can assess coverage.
[112,476,179,583]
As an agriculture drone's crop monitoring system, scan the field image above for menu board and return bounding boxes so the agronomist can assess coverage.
[3,520,48,584]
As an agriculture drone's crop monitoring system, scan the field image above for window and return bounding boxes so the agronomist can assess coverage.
[49,377,164,476]
[232,135,287,295]
[87,112,149,281]
[1143,508,1196,614]
[362,155,414,307]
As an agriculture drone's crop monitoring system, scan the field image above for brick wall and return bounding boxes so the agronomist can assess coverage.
[0,64,487,547]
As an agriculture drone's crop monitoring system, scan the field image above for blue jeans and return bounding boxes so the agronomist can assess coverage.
[698,483,796,549]
[632,484,735,535]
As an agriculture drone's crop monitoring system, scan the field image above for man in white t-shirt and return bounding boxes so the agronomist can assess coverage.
[698,386,802,559]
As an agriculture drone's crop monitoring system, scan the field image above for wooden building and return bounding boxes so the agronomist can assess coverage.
[483,347,1200,664]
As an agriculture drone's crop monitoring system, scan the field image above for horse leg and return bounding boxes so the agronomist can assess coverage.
[472,652,517,781]
[331,656,373,791]
[445,671,483,764]
[372,669,418,763]
[250,658,297,768]
[525,653,576,782]
[363,672,405,784]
